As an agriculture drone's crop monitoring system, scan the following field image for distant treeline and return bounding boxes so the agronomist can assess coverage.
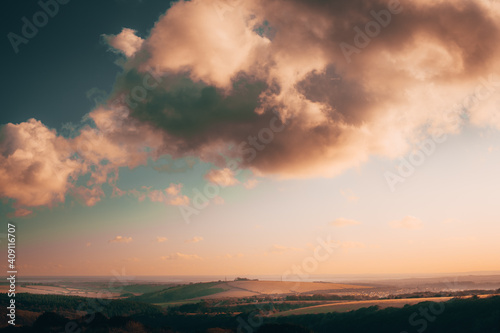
[0,293,162,318]
[385,288,500,299]
[285,294,378,301]
[1,295,500,332]
[167,300,321,314]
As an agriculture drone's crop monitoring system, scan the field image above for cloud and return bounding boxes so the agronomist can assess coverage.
[389,216,423,230]
[3,0,500,212]
[340,189,359,202]
[243,178,259,189]
[213,196,225,205]
[86,242,92,247]
[144,0,270,89]
[330,217,361,227]
[205,168,239,187]
[100,0,500,180]
[103,28,144,57]
[0,119,81,208]
[9,208,33,218]
[156,237,168,243]
[108,236,133,243]
[140,183,190,206]
[161,252,202,260]
[185,236,204,243]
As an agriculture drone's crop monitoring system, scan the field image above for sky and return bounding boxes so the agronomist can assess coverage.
[1,0,500,278]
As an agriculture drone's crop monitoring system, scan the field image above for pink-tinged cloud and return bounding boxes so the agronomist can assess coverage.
[144,0,270,89]
[213,196,225,205]
[108,236,133,243]
[330,218,361,227]
[161,252,202,260]
[3,0,500,212]
[340,189,359,202]
[205,168,239,187]
[106,0,500,179]
[243,179,259,189]
[390,216,423,230]
[0,119,81,208]
[103,28,144,57]
[185,236,203,243]
[9,208,33,218]
[156,237,168,243]
[139,183,190,206]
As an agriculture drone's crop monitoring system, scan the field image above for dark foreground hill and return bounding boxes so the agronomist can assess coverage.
[1,295,499,332]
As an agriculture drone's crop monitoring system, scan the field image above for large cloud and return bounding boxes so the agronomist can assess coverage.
[2,0,500,210]
[0,119,80,209]
[108,0,500,177]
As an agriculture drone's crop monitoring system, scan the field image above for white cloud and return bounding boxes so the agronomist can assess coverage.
[205,168,239,187]
[103,28,144,57]
[340,189,359,202]
[156,237,168,243]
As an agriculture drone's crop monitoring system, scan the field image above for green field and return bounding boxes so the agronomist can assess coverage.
[120,284,175,294]
[131,282,226,303]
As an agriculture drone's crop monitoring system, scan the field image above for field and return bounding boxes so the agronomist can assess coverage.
[131,280,372,305]
[271,297,450,316]
[272,294,499,316]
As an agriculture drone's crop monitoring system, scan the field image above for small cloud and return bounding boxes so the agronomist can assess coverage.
[165,183,182,196]
[8,208,33,218]
[141,184,189,206]
[389,216,423,230]
[213,196,225,205]
[167,195,190,206]
[156,237,168,243]
[269,244,302,254]
[102,28,144,57]
[86,242,92,247]
[205,168,239,187]
[161,252,202,260]
[243,178,259,189]
[185,236,203,243]
[340,189,359,202]
[109,236,133,243]
[330,217,361,227]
